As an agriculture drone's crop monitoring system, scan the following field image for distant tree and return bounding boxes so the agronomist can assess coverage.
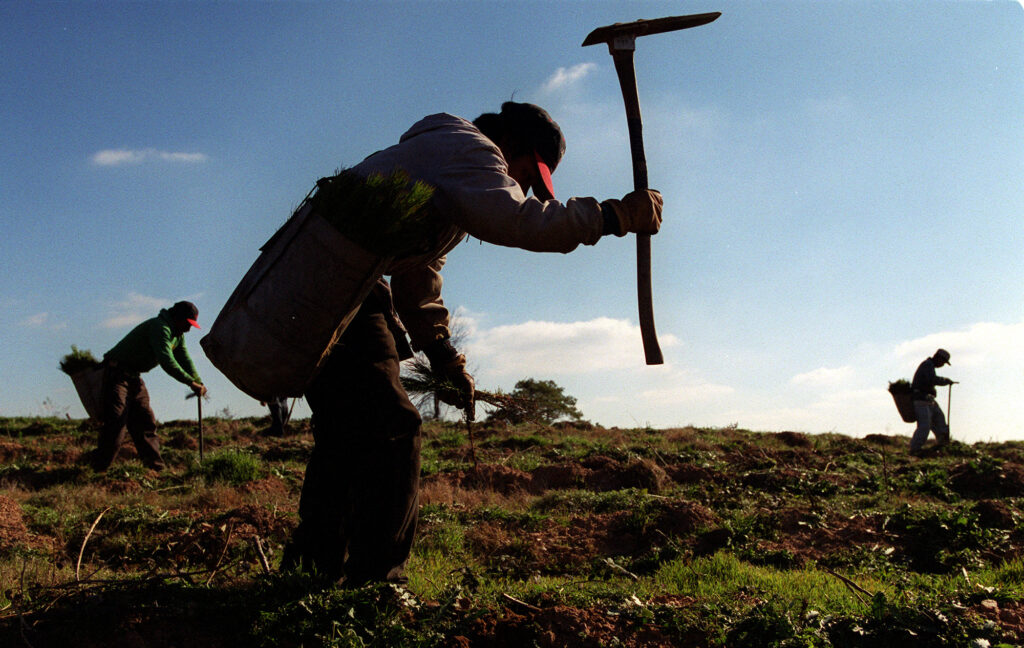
[485,378,583,425]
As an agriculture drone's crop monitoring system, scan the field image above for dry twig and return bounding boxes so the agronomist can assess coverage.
[205,523,235,586]
[76,507,110,582]
[603,557,640,581]
[501,592,541,612]
[823,566,872,606]
[254,536,272,575]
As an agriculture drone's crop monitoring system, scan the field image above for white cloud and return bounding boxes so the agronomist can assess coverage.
[466,316,680,376]
[893,321,1024,368]
[542,63,598,93]
[639,380,734,405]
[454,314,1024,440]
[790,365,854,387]
[91,148,208,166]
[102,292,168,328]
[22,312,49,327]
[20,312,66,330]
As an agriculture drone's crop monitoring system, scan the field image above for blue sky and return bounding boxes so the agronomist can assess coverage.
[2,1,1022,442]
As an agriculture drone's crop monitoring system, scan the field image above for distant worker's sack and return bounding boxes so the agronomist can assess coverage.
[71,366,105,421]
[59,346,103,421]
[888,380,916,423]
[201,171,436,401]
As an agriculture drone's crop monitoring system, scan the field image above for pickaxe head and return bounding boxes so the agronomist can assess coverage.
[582,12,721,51]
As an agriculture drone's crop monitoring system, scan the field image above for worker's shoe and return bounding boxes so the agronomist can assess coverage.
[86,450,112,473]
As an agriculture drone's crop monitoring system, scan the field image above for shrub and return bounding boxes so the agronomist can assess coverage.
[195,450,263,485]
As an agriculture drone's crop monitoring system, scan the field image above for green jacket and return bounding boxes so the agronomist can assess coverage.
[104,309,202,386]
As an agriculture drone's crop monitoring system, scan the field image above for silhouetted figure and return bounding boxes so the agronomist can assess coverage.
[280,102,663,586]
[91,301,206,472]
[909,348,956,455]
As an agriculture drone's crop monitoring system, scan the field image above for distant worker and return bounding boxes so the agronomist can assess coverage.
[909,348,956,455]
[90,301,207,472]
[280,102,663,586]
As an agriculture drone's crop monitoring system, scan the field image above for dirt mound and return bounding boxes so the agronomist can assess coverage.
[863,433,904,447]
[666,463,717,484]
[974,599,1024,641]
[421,465,533,498]
[753,510,888,567]
[775,431,812,447]
[529,463,588,491]
[220,503,292,539]
[972,499,1020,529]
[949,461,1024,498]
[0,441,24,463]
[584,458,667,493]
[467,500,715,576]
[0,495,30,551]
[0,466,85,491]
[449,603,684,648]
[425,459,671,498]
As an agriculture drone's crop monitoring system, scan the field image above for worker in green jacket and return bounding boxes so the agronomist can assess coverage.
[90,301,207,472]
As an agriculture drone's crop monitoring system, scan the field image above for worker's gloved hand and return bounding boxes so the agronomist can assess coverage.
[601,189,663,236]
[424,340,475,418]
[191,382,207,398]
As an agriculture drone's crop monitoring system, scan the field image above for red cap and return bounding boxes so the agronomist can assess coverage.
[533,151,555,201]
[187,318,201,329]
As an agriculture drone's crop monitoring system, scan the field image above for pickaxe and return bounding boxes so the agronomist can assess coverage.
[583,12,720,365]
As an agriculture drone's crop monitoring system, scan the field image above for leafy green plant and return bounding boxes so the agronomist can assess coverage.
[887,504,1009,573]
[193,449,264,485]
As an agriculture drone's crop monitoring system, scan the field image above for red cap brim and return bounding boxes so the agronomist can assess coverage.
[187,318,201,329]
[533,151,555,201]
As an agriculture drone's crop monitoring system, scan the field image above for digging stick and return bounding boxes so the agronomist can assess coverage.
[188,392,204,462]
[198,395,204,462]
[186,391,205,462]
[584,12,720,366]
[947,383,952,437]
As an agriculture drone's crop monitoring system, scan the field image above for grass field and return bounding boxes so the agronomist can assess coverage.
[1,414,1021,647]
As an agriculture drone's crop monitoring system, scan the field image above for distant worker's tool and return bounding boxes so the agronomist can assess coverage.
[187,391,205,462]
[583,12,721,365]
[947,382,953,436]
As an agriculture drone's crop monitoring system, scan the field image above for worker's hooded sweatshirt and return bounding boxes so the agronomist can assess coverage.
[104,309,202,386]
[350,113,607,350]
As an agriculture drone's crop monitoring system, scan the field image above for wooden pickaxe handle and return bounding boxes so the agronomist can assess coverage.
[611,48,664,365]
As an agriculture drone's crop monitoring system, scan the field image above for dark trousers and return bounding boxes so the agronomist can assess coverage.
[289,292,422,584]
[92,364,164,471]
[267,397,290,435]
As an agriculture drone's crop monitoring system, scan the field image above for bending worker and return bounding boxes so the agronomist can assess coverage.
[282,102,663,585]
[909,348,956,455]
[90,301,207,472]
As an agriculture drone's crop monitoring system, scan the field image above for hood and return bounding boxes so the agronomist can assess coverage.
[399,113,478,144]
